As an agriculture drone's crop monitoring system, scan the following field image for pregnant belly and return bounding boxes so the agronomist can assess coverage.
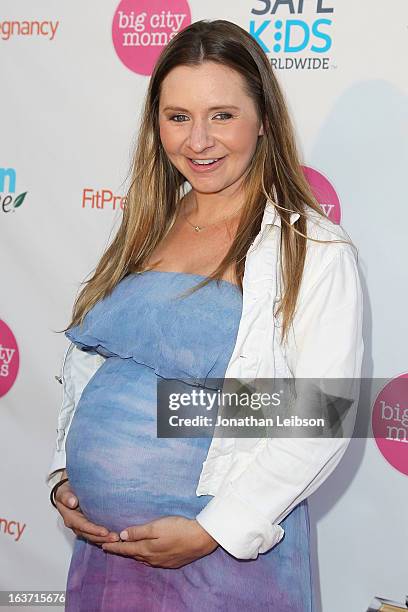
[65,357,212,533]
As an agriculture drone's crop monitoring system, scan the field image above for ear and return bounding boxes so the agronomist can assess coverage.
[258,122,264,136]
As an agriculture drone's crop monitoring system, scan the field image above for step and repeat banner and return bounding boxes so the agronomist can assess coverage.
[1,2,407,611]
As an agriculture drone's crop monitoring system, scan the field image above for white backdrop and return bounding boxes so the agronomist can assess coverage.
[1,1,407,611]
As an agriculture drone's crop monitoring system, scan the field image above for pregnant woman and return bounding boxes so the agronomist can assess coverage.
[47,19,364,611]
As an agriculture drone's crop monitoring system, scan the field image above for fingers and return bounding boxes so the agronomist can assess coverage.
[57,485,79,510]
[59,506,109,536]
[72,528,120,545]
[64,509,121,543]
[55,483,107,536]
[53,481,120,545]
[57,504,120,544]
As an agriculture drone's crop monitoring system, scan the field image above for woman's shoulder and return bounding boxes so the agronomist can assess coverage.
[304,208,358,261]
[300,208,360,295]
[304,208,353,243]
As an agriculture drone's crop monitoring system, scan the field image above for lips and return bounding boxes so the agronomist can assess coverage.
[186,156,226,173]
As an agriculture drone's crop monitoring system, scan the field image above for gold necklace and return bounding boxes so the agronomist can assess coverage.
[182,195,244,233]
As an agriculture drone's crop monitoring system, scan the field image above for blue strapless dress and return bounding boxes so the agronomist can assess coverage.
[64,270,313,612]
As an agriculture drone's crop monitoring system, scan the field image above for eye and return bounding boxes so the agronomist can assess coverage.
[214,113,233,120]
[169,114,188,122]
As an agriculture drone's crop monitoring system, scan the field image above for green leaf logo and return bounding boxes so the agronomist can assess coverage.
[13,192,27,209]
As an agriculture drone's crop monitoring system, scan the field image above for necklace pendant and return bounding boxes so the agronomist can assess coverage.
[194,226,201,232]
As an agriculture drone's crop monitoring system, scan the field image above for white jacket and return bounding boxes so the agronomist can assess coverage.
[46,201,364,560]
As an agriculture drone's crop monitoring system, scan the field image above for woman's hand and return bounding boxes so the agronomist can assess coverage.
[101,515,219,569]
[54,470,120,546]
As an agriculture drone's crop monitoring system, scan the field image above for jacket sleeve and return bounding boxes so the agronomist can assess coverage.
[195,248,364,560]
[45,341,105,489]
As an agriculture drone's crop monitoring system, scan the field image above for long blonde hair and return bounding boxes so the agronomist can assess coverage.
[60,19,353,344]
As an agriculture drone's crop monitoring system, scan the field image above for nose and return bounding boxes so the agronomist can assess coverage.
[186,118,215,153]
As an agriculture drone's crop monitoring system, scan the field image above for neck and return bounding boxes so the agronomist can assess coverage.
[183,188,245,223]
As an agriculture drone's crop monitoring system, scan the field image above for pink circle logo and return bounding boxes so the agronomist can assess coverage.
[372,374,408,476]
[302,166,341,224]
[0,320,19,398]
[112,0,191,76]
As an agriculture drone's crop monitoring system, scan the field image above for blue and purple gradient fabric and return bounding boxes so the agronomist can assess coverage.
[64,270,313,611]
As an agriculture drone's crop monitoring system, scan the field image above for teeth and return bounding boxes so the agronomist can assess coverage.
[191,158,219,165]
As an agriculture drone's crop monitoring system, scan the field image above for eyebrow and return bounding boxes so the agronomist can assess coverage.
[162,105,240,113]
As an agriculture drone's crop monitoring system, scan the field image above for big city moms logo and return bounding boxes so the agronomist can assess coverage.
[372,374,408,476]
[112,0,191,75]
[0,168,27,214]
[249,0,335,71]
[302,166,341,223]
[0,321,19,398]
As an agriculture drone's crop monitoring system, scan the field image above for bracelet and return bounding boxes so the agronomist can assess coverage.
[50,477,69,509]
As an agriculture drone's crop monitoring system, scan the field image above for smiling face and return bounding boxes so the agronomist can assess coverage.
[158,61,264,196]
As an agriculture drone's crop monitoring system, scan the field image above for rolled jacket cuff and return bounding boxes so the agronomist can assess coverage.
[195,481,285,560]
[46,451,66,489]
